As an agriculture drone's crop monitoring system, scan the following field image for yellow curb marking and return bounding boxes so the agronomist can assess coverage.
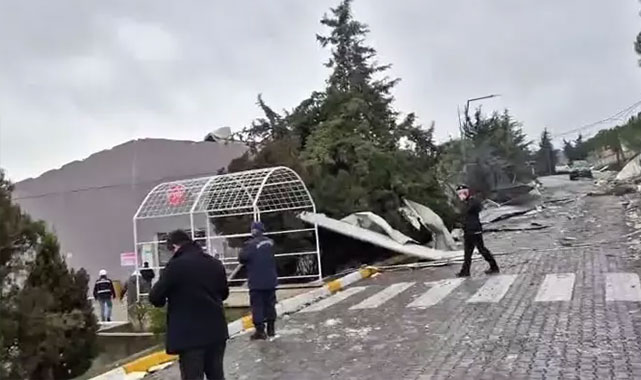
[123,351,176,374]
[327,279,343,293]
[359,267,377,278]
[241,315,254,330]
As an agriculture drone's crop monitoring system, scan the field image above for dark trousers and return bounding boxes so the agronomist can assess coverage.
[249,289,277,330]
[178,342,226,380]
[460,233,498,275]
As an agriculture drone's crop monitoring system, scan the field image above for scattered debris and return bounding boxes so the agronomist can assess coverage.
[480,205,534,224]
[589,183,638,197]
[522,205,544,217]
[278,328,304,336]
[490,183,535,204]
[484,222,548,232]
[593,170,618,182]
[560,236,578,247]
[349,344,364,352]
[324,318,341,327]
[545,198,574,205]
[344,327,373,339]
[148,362,174,374]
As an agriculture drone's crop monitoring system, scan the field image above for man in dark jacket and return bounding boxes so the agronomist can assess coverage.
[456,185,500,278]
[239,221,278,340]
[121,270,152,323]
[140,261,155,283]
[149,230,229,380]
[93,269,116,322]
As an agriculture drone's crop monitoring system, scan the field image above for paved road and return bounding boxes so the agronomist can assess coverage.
[152,177,641,379]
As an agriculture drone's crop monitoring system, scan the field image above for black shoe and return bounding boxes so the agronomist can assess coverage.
[250,330,267,341]
[456,272,470,278]
[267,322,275,338]
[485,268,500,275]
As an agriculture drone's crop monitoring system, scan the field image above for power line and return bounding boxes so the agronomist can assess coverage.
[13,167,227,201]
[552,99,641,139]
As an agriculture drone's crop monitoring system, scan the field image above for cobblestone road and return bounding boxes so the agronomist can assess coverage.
[152,177,641,379]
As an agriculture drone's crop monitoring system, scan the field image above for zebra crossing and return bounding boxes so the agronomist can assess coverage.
[298,272,641,313]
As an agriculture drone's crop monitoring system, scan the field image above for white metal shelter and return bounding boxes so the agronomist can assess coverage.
[132,166,322,299]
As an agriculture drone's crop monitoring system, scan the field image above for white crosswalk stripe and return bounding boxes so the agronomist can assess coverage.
[606,272,641,301]
[300,286,367,313]
[349,282,415,310]
[466,274,518,303]
[535,273,575,302]
[294,273,641,313]
[408,278,466,308]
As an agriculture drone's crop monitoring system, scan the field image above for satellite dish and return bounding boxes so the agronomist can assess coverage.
[204,127,232,142]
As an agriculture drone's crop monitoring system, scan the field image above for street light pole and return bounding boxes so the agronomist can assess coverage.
[459,94,501,178]
[465,94,501,120]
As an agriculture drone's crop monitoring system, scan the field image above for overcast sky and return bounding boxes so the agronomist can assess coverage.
[1,1,640,181]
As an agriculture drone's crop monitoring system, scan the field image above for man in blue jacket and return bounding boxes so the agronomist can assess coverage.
[239,221,278,340]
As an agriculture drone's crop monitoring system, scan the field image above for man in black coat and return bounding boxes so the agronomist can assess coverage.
[455,185,500,277]
[150,230,229,380]
[239,221,278,340]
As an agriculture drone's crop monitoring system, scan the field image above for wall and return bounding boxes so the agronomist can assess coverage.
[13,138,247,286]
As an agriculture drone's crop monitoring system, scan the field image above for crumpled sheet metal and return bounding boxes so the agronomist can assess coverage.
[340,212,415,245]
[299,212,463,261]
[400,199,458,251]
[616,154,641,182]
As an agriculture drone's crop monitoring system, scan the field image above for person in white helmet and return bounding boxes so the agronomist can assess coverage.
[93,269,116,322]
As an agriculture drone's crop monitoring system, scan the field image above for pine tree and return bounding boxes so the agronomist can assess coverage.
[17,233,98,380]
[619,115,641,153]
[225,0,450,274]
[462,108,533,194]
[535,128,557,175]
[0,171,44,378]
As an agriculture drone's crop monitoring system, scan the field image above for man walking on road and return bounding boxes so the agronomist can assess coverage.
[93,269,116,322]
[239,221,278,340]
[455,184,500,277]
[150,230,229,380]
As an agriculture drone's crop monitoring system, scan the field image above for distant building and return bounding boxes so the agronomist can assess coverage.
[13,138,247,286]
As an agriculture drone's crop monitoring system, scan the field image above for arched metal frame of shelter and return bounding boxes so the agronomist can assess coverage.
[132,166,322,300]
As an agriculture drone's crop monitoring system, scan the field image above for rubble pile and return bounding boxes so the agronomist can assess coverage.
[591,154,641,196]
[622,194,641,259]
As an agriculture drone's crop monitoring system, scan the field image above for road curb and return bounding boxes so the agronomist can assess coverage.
[89,266,378,380]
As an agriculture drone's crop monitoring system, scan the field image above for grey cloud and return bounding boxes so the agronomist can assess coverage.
[1,0,640,181]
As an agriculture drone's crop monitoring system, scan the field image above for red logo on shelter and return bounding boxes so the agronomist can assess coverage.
[167,184,187,206]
